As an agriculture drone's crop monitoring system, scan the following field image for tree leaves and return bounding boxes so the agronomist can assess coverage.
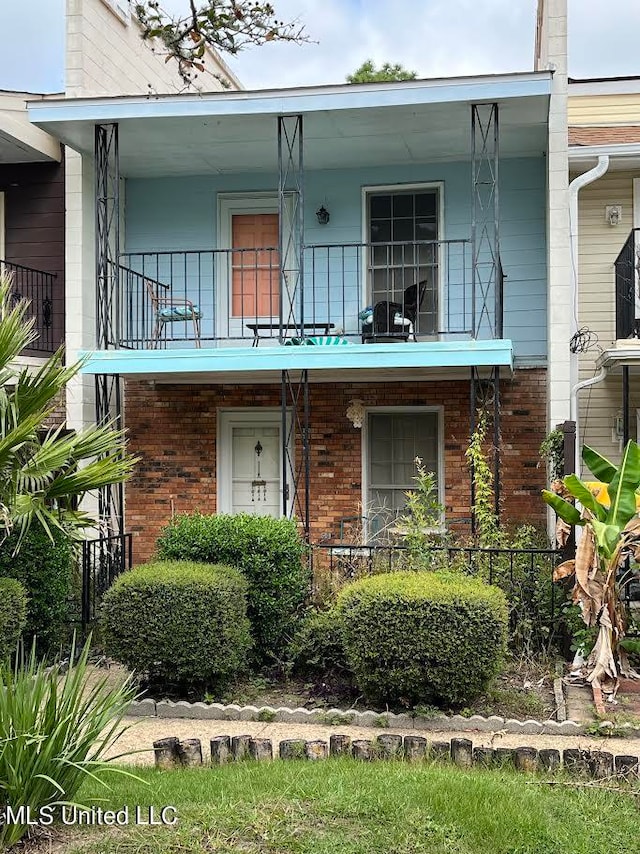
[541,488,582,526]
[135,1,311,86]
[606,440,640,529]
[563,474,608,521]
[582,445,617,484]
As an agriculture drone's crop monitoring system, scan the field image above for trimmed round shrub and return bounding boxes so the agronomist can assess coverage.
[337,571,508,707]
[0,578,28,662]
[0,526,73,654]
[156,513,310,662]
[100,561,252,689]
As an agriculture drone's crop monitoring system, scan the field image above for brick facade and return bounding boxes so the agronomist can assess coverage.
[124,368,547,562]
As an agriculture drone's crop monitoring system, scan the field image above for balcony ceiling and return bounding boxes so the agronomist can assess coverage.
[29,73,550,178]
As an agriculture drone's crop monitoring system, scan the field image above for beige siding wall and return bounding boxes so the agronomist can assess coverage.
[569,95,640,126]
[66,0,233,98]
[577,170,640,471]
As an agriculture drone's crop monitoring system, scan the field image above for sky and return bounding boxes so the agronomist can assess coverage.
[1,0,640,94]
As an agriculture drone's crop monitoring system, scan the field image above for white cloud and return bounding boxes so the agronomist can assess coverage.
[223,0,537,89]
[214,0,640,90]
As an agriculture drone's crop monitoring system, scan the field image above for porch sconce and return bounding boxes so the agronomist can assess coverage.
[346,399,365,429]
[605,205,622,226]
[316,205,330,225]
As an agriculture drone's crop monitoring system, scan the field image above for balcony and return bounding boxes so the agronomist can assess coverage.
[110,238,503,351]
[615,229,640,341]
[1,260,56,354]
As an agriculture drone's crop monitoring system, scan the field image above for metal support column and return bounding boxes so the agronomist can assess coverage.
[471,103,500,340]
[278,115,309,537]
[95,123,123,536]
[470,103,501,526]
[278,115,304,338]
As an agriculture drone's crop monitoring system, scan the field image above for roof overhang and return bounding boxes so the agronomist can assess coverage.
[28,72,551,177]
[0,91,61,163]
[597,345,640,370]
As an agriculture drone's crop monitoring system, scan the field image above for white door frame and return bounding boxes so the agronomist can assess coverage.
[217,193,279,340]
[217,407,293,516]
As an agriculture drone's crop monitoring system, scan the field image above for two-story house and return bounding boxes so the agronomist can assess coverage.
[27,0,570,561]
[568,77,640,474]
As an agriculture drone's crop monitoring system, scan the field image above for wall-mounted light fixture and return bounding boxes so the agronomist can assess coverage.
[346,399,365,428]
[605,204,622,226]
[316,205,330,225]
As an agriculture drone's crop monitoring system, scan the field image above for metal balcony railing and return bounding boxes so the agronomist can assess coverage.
[1,260,56,353]
[113,239,496,349]
[615,228,640,340]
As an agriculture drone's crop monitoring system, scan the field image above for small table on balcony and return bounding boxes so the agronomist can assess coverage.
[246,322,335,347]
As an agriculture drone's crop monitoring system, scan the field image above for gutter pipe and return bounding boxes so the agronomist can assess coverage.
[568,155,610,475]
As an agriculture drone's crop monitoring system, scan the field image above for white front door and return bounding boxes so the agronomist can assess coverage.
[231,423,280,516]
[218,410,287,517]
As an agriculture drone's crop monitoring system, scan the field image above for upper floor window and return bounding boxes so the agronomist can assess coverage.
[366,187,440,336]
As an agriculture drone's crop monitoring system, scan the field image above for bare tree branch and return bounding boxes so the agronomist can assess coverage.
[135,1,311,87]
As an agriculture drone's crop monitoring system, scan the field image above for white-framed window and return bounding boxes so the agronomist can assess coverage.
[364,407,443,525]
[362,183,443,336]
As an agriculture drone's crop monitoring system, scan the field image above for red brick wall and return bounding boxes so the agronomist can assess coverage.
[124,368,547,562]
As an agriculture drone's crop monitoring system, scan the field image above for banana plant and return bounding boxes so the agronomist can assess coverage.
[542,442,640,714]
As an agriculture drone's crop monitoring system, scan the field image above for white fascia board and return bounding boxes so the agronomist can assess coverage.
[28,71,552,127]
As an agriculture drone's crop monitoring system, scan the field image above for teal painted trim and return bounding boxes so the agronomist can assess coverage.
[29,74,551,126]
[80,340,513,376]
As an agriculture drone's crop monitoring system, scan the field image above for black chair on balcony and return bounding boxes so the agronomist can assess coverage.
[361,279,429,343]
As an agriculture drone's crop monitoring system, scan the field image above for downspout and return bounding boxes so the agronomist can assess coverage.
[568,155,610,475]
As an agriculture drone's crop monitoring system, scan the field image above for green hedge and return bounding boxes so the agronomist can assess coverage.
[0,578,28,662]
[100,560,252,689]
[0,527,73,654]
[337,571,508,707]
[289,607,350,679]
[156,513,309,662]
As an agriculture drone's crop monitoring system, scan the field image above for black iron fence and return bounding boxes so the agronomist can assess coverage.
[115,239,485,348]
[615,228,640,340]
[1,259,56,353]
[312,542,564,648]
[81,533,132,628]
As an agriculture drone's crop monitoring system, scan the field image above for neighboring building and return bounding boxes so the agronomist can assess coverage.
[568,77,640,475]
[0,91,64,366]
[0,0,238,420]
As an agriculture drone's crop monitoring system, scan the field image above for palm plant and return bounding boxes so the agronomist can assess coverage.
[0,636,139,848]
[0,272,136,543]
[543,442,640,713]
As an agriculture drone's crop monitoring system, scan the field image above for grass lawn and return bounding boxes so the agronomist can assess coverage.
[23,760,640,854]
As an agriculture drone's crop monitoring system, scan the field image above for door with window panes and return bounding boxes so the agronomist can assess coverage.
[368,189,439,336]
[367,411,440,533]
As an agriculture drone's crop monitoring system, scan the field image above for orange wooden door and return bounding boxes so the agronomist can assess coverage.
[231,213,280,318]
